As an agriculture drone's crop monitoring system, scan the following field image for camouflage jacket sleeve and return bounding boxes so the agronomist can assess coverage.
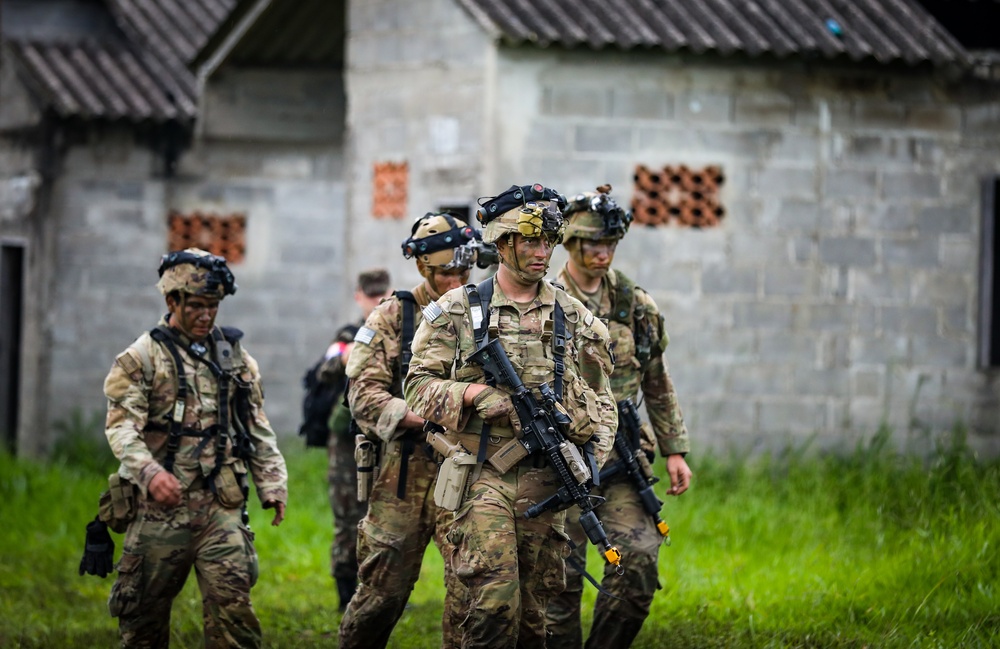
[103,334,163,498]
[240,347,289,504]
[346,299,410,443]
[403,291,469,432]
[564,296,618,468]
[637,289,690,456]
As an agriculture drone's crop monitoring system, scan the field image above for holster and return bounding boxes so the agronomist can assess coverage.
[354,434,380,502]
[98,473,138,534]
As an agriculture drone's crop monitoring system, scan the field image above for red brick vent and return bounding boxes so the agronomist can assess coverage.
[632,164,726,228]
[168,211,247,264]
[372,161,408,219]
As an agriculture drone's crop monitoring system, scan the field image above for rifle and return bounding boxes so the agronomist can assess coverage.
[467,338,622,569]
[600,399,670,543]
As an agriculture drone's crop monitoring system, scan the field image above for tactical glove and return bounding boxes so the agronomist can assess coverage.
[473,387,520,430]
[79,516,115,578]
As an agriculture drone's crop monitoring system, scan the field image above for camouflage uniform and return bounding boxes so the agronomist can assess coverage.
[546,265,689,649]
[404,275,618,649]
[104,315,288,648]
[320,321,367,603]
[338,282,463,649]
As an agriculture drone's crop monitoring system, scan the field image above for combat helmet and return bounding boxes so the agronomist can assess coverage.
[563,184,633,242]
[401,212,481,271]
[476,183,567,245]
[156,248,237,298]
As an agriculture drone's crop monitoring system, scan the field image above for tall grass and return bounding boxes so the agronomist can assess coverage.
[1,425,997,648]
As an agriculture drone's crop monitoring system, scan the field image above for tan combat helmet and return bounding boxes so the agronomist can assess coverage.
[562,184,633,243]
[156,248,237,298]
[401,212,481,270]
[476,183,567,245]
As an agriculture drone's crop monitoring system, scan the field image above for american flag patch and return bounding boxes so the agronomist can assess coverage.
[355,326,376,345]
[422,302,443,322]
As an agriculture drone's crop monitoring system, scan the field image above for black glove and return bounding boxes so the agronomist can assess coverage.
[79,516,115,578]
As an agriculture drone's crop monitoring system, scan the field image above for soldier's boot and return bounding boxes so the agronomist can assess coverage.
[337,576,357,612]
[584,611,645,649]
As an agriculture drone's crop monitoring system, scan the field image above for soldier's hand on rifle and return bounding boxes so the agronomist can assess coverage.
[149,470,182,506]
[263,500,285,526]
[472,386,519,428]
[665,454,692,496]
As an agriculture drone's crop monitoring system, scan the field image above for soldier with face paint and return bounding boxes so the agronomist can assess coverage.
[338,213,483,649]
[404,184,618,649]
[88,248,287,649]
[546,185,692,649]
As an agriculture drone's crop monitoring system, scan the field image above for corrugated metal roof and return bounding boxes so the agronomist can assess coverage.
[8,38,197,122]
[105,0,237,65]
[456,0,972,67]
[3,1,236,124]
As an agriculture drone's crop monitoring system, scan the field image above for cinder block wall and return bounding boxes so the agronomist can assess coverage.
[494,48,1000,455]
[46,67,347,439]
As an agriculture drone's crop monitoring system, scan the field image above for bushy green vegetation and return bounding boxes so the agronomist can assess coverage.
[1,426,997,648]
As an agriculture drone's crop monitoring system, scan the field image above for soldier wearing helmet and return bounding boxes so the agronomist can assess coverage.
[547,185,692,649]
[81,248,288,648]
[338,212,484,649]
[403,184,618,648]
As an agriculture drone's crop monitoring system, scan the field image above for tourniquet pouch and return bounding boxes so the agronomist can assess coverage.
[99,473,138,534]
[214,464,246,508]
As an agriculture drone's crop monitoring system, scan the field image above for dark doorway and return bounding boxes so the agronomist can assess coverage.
[0,243,25,452]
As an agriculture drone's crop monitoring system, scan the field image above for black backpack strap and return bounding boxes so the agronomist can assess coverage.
[150,327,189,474]
[553,299,566,403]
[394,290,417,379]
[464,278,496,473]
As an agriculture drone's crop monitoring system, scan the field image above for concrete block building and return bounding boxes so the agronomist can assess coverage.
[2,0,999,456]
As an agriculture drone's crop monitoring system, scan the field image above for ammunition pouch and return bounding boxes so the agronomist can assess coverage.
[355,434,380,502]
[98,473,138,534]
[214,464,247,509]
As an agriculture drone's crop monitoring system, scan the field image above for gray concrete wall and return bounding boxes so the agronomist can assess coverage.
[344,0,495,290]
[41,72,348,443]
[493,48,1000,455]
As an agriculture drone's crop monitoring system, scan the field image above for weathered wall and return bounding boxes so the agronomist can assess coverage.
[493,47,1000,455]
[344,0,495,290]
[39,68,347,441]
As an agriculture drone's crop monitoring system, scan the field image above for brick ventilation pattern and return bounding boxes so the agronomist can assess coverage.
[372,161,408,219]
[632,164,726,228]
[167,211,247,264]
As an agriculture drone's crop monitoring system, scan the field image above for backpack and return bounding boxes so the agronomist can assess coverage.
[298,323,358,448]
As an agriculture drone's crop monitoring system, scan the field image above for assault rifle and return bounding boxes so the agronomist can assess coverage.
[601,399,670,542]
[467,338,623,569]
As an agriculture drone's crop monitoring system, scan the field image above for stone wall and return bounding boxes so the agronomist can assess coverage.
[493,48,1000,455]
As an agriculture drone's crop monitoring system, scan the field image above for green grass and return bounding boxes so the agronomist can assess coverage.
[1,426,998,648]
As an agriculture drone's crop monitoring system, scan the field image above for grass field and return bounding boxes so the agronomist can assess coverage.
[1,425,997,648]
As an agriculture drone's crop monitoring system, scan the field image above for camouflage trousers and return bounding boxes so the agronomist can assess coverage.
[328,427,366,582]
[545,479,663,649]
[338,438,464,649]
[109,483,260,649]
[447,462,569,649]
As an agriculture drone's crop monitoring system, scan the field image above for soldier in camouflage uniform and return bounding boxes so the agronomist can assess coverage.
[338,213,483,649]
[321,268,391,611]
[102,248,288,648]
[404,184,618,649]
[546,185,692,649]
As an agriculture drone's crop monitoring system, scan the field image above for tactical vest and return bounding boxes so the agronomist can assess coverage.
[136,325,253,480]
[608,270,655,370]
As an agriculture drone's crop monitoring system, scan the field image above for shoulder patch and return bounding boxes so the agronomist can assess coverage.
[355,326,377,346]
[422,301,443,322]
[115,348,143,376]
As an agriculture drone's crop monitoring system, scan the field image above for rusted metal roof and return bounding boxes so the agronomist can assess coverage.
[456,0,972,67]
[3,1,236,124]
